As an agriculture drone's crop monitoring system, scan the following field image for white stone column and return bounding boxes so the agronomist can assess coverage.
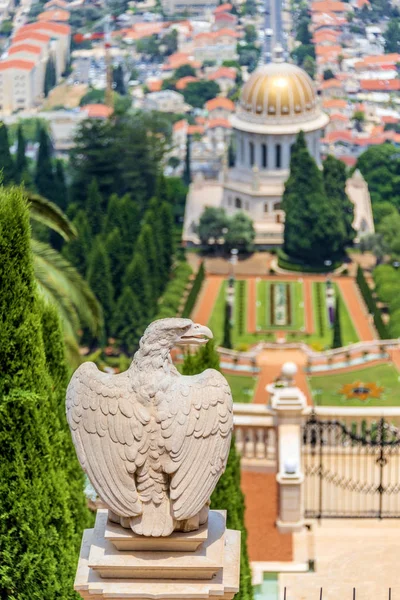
[268,363,307,533]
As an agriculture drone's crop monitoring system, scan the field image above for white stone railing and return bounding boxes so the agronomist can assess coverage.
[233,403,276,461]
[219,339,399,373]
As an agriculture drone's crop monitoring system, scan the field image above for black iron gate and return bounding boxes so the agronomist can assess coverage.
[303,414,400,518]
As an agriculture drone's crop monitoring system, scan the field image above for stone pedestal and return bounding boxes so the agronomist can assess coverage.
[268,363,307,533]
[74,509,240,599]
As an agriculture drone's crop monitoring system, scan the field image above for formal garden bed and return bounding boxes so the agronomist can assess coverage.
[309,363,400,406]
[206,277,358,350]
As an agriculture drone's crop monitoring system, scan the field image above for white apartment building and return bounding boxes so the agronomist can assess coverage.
[0,60,38,113]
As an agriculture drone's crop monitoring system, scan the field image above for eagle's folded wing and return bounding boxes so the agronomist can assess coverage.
[66,362,149,518]
[158,369,233,521]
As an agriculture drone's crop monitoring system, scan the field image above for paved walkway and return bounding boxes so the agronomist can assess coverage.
[280,520,400,599]
[248,278,257,333]
[337,278,376,341]
[254,349,312,405]
[303,278,314,334]
[241,469,293,562]
[191,276,223,325]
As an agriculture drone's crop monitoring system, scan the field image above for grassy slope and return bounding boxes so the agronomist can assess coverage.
[207,279,226,346]
[256,280,304,331]
[225,373,257,403]
[309,363,400,406]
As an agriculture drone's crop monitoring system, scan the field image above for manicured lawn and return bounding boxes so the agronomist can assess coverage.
[256,280,305,331]
[225,373,257,403]
[309,364,400,406]
[307,282,359,350]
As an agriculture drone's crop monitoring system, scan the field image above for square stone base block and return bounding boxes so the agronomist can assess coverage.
[75,509,240,599]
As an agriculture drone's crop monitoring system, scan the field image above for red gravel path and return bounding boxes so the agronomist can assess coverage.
[337,278,376,341]
[303,278,314,334]
[191,276,223,325]
[247,278,256,333]
[241,470,293,562]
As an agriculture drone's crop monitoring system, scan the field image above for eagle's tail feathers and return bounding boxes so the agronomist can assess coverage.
[130,496,174,537]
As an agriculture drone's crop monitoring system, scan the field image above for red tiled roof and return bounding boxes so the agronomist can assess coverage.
[82,104,113,118]
[330,112,348,121]
[187,125,204,135]
[360,79,400,92]
[194,28,239,41]
[340,156,357,167]
[44,0,68,8]
[13,31,51,43]
[205,96,235,111]
[315,44,342,55]
[322,98,347,109]
[175,75,198,90]
[0,59,35,71]
[38,9,70,21]
[357,0,370,8]
[19,21,71,35]
[215,11,236,22]
[312,1,347,12]
[207,117,232,129]
[208,66,236,80]
[173,119,187,132]
[320,77,342,89]
[147,79,162,92]
[9,43,42,55]
[214,3,232,13]
[382,115,398,124]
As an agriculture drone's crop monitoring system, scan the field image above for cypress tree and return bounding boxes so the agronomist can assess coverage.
[35,126,55,200]
[86,178,103,236]
[323,154,355,248]
[181,341,253,600]
[105,227,126,297]
[113,64,126,95]
[135,223,161,296]
[124,252,153,319]
[103,194,141,274]
[0,185,87,598]
[87,237,114,339]
[53,159,68,211]
[332,296,342,349]
[222,301,232,349]
[44,55,57,97]
[113,286,143,353]
[15,123,27,182]
[183,133,191,187]
[0,121,15,184]
[283,131,344,266]
[159,201,175,277]
[63,209,92,276]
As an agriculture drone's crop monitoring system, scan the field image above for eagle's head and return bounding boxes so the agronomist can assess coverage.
[141,318,213,351]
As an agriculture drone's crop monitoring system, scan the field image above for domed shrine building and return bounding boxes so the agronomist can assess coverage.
[222,52,329,245]
[183,50,374,246]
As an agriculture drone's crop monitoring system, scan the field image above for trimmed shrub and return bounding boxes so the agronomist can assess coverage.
[182,261,205,318]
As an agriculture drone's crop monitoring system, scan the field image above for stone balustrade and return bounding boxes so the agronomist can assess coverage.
[233,403,276,461]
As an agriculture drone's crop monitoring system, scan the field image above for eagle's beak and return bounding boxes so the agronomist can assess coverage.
[179,323,213,345]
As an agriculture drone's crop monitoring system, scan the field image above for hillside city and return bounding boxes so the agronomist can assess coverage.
[0,0,400,596]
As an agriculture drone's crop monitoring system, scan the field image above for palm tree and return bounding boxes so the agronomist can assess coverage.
[27,191,102,364]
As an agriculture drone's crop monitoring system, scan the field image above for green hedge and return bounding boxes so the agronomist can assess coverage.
[156,261,192,319]
[182,261,205,318]
[371,264,400,339]
[277,249,341,273]
[356,265,389,339]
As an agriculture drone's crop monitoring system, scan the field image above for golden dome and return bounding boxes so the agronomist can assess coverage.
[238,61,317,121]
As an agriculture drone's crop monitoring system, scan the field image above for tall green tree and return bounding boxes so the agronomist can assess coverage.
[160,201,175,278]
[182,342,253,600]
[44,55,57,97]
[183,134,191,187]
[35,126,55,200]
[113,64,126,95]
[384,18,400,53]
[222,301,232,349]
[15,123,27,182]
[86,178,103,236]
[0,121,15,183]
[135,222,162,296]
[332,296,342,348]
[124,252,153,319]
[86,238,114,339]
[323,155,355,248]
[283,131,345,265]
[62,209,92,276]
[0,184,90,599]
[53,159,68,211]
[113,286,143,353]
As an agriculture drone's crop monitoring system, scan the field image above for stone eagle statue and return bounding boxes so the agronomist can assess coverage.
[66,318,233,537]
